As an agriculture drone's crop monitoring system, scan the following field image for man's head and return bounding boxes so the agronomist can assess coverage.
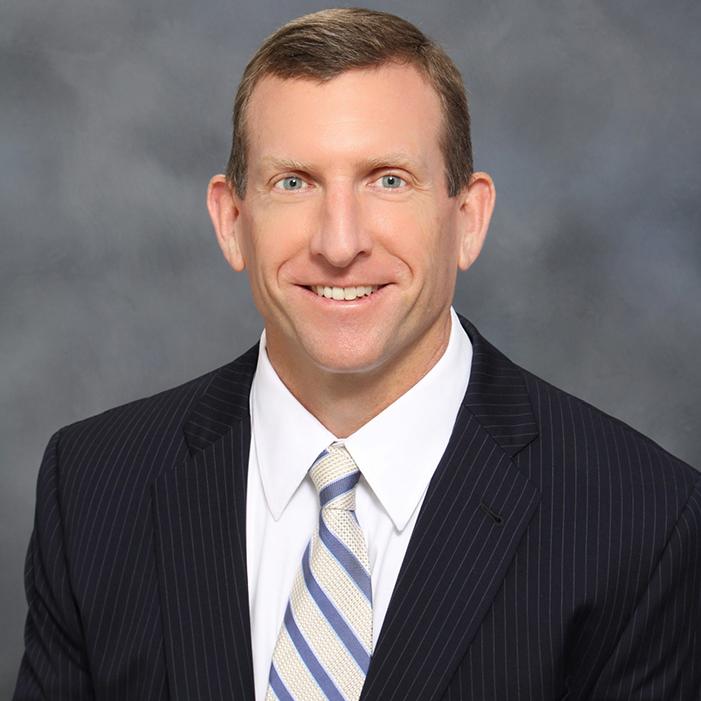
[226,8,473,199]
[208,9,495,403]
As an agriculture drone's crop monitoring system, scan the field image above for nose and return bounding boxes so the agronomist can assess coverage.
[310,181,372,268]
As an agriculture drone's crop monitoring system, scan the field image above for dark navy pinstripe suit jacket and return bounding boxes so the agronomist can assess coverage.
[14,315,701,700]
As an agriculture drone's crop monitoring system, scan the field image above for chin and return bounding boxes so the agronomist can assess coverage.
[300,335,388,376]
[308,348,386,376]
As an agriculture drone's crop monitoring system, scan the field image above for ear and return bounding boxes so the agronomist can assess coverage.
[456,171,496,271]
[207,174,246,272]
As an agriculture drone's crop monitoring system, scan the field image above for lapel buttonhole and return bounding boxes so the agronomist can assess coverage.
[479,500,504,525]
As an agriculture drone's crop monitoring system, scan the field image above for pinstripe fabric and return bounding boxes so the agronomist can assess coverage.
[14,316,701,700]
[267,444,372,701]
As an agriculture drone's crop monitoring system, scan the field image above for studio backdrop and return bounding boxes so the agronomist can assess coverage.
[2,1,700,694]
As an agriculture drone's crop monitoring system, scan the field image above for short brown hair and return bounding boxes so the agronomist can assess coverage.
[225,8,473,198]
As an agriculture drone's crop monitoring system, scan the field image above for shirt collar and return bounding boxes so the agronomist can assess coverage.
[250,307,472,530]
[250,339,336,522]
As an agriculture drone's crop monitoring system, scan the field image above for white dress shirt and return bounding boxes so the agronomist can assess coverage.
[246,307,472,700]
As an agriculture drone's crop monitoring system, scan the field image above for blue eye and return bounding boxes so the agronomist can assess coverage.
[380,174,405,189]
[276,176,306,191]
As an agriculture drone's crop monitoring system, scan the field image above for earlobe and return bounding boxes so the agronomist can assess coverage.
[207,174,246,272]
[457,172,496,271]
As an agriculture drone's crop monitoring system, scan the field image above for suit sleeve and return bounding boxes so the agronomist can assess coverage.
[589,474,701,700]
[13,430,95,700]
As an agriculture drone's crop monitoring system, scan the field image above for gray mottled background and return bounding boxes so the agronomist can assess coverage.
[2,0,700,692]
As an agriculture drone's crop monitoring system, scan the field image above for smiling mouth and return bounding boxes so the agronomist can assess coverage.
[305,284,381,300]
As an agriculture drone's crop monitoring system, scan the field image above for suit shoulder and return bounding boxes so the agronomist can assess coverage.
[516,362,699,496]
[58,364,216,446]
[49,346,257,488]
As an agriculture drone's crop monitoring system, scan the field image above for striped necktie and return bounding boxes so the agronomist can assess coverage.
[267,442,373,701]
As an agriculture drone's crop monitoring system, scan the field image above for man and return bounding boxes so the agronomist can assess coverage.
[14,8,700,701]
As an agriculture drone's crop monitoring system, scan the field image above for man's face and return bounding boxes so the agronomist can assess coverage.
[216,63,488,384]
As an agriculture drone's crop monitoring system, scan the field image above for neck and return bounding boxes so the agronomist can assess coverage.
[266,313,452,437]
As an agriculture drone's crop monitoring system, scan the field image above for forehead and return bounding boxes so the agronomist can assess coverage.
[245,63,444,169]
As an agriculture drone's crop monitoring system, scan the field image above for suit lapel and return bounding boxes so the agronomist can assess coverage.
[360,316,541,701]
[151,346,258,701]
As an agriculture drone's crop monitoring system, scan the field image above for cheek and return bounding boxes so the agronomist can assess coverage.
[372,204,456,280]
[242,202,327,323]
[368,201,425,250]
[240,204,312,279]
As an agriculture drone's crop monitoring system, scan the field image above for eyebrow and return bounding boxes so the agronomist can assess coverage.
[261,157,311,173]
[260,152,423,174]
[363,152,422,171]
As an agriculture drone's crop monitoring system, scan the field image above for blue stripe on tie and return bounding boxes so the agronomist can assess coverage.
[319,471,360,507]
[268,663,295,701]
[283,599,345,701]
[312,448,329,465]
[302,543,372,672]
[319,513,372,602]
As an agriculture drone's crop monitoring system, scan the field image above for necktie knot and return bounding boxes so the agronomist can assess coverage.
[310,442,360,511]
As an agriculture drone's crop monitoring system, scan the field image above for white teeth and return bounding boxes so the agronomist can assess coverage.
[311,285,379,299]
